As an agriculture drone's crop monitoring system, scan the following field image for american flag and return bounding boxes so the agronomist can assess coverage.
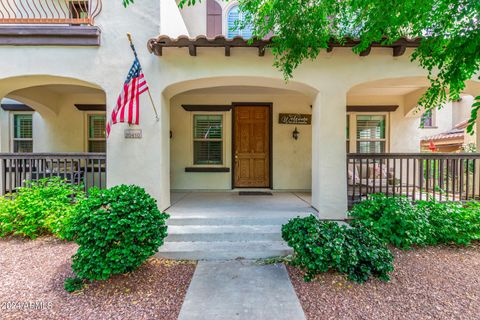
[106,57,149,137]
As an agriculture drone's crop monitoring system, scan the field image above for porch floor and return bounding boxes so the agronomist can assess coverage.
[167,192,315,219]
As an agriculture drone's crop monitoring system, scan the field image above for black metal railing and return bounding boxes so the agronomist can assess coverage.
[0,153,106,195]
[347,153,480,207]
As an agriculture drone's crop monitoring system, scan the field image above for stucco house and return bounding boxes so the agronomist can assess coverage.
[0,0,479,258]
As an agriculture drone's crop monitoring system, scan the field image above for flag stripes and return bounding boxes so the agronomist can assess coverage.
[106,58,149,137]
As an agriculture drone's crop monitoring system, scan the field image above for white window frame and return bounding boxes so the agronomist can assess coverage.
[10,111,34,153]
[84,112,106,153]
[224,2,253,39]
[347,112,390,153]
[420,109,436,128]
[190,112,226,167]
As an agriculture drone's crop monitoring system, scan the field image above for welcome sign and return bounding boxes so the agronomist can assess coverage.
[278,113,312,125]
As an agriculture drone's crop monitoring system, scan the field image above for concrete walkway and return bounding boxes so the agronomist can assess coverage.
[178,260,306,320]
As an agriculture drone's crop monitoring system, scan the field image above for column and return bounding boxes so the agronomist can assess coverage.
[105,85,171,211]
[311,90,348,219]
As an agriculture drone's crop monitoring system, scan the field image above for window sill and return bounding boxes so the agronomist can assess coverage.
[420,126,438,129]
[185,167,230,173]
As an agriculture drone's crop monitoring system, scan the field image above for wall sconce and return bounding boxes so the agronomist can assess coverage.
[170,130,173,139]
[292,127,299,140]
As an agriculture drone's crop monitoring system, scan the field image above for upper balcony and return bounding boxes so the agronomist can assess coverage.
[0,0,102,46]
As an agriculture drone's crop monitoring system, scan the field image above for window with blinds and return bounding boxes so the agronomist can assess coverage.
[88,114,106,153]
[193,115,223,165]
[356,115,386,153]
[13,114,33,153]
[227,5,253,39]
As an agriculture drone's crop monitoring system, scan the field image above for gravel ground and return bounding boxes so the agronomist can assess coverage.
[0,237,196,320]
[288,244,480,320]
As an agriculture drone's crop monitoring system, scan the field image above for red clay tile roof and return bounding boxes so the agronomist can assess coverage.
[147,35,421,57]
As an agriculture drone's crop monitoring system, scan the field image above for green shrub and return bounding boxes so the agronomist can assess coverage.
[64,277,84,292]
[282,215,394,283]
[349,194,430,249]
[65,185,169,289]
[0,177,85,239]
[417,200,480,245]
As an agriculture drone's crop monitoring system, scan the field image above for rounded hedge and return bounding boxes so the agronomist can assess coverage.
[65,185,169,282]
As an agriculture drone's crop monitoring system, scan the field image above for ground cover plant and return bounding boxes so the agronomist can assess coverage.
[282,215,394,283]
[0,177,85,239]
[64,184,169,292]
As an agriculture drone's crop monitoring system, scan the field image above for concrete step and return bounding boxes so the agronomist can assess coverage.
[166,216,304,226]
[166,225,283,242]
[156,241,292,260]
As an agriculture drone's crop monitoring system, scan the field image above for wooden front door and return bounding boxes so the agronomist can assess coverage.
[233,105,270,188]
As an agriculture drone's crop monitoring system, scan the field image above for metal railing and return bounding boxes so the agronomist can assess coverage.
[0,153,106,195]
[347,153,480,207]
[0,0,102,25]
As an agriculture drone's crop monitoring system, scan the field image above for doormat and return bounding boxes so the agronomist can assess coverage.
[239,191,273,196]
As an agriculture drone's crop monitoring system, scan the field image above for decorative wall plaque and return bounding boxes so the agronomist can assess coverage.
[279,113,311,125]
[124,128,142,139]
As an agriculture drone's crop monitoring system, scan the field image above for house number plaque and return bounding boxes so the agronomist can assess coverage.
[124,128,143,139]
[278,113,311,125]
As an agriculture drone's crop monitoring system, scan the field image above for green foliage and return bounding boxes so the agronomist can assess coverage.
[65,185,169,285]
[282,215,394,283]
[350,194,480,247]
[349,194,430,249]
[172,0,480,129]
[0,177,85,239]
[417,200,480,245]
[64,277,84,293]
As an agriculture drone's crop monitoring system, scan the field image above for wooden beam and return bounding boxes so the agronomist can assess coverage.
[182,104,232,112]
[188,44,197,56]
[359,47,371,56]
[393,45,406,57]
[1,103,34,111]
[74,104,106,111]
[346,105,399,112]
[225,45,231,56]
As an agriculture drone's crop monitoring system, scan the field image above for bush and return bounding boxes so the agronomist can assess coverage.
[65,185,169,288]
[417,200,480,245]
[282,215,394,283]
[0,177,85,239]
[349,194,430,249]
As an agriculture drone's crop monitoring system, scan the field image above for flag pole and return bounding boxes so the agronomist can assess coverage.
[127,33,160,122]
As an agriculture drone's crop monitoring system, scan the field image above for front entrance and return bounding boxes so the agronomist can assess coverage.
[233,104,271,188]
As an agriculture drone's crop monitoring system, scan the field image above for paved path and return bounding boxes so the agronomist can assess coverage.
[178,260,306,320]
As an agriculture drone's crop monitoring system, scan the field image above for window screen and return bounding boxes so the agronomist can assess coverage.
[193,115,223,165]
[13,114,33,153]
[88,114,106,153]
[227,5,253,39]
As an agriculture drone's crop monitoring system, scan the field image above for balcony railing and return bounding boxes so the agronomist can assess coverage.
[347,153,480,208]
[0,0,102,25]
[0,153,106,195]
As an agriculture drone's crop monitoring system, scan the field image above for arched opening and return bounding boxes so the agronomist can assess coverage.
[346,77,480,207]
[164,76,318,218]
[0,75,106,193]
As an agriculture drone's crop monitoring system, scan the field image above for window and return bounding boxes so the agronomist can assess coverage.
[87,114,106,152]
[227,5,253,38]
[13,114,33,153]
[421,110,434,127]
[356,115,386,153]
[193,115,223,165]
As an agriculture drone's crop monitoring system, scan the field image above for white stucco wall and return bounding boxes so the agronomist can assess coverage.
[170,91,312,191]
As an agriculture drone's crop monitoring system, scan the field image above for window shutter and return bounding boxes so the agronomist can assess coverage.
[206,0,222,37]
[356,115,385,140]
[14,115,32,139]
